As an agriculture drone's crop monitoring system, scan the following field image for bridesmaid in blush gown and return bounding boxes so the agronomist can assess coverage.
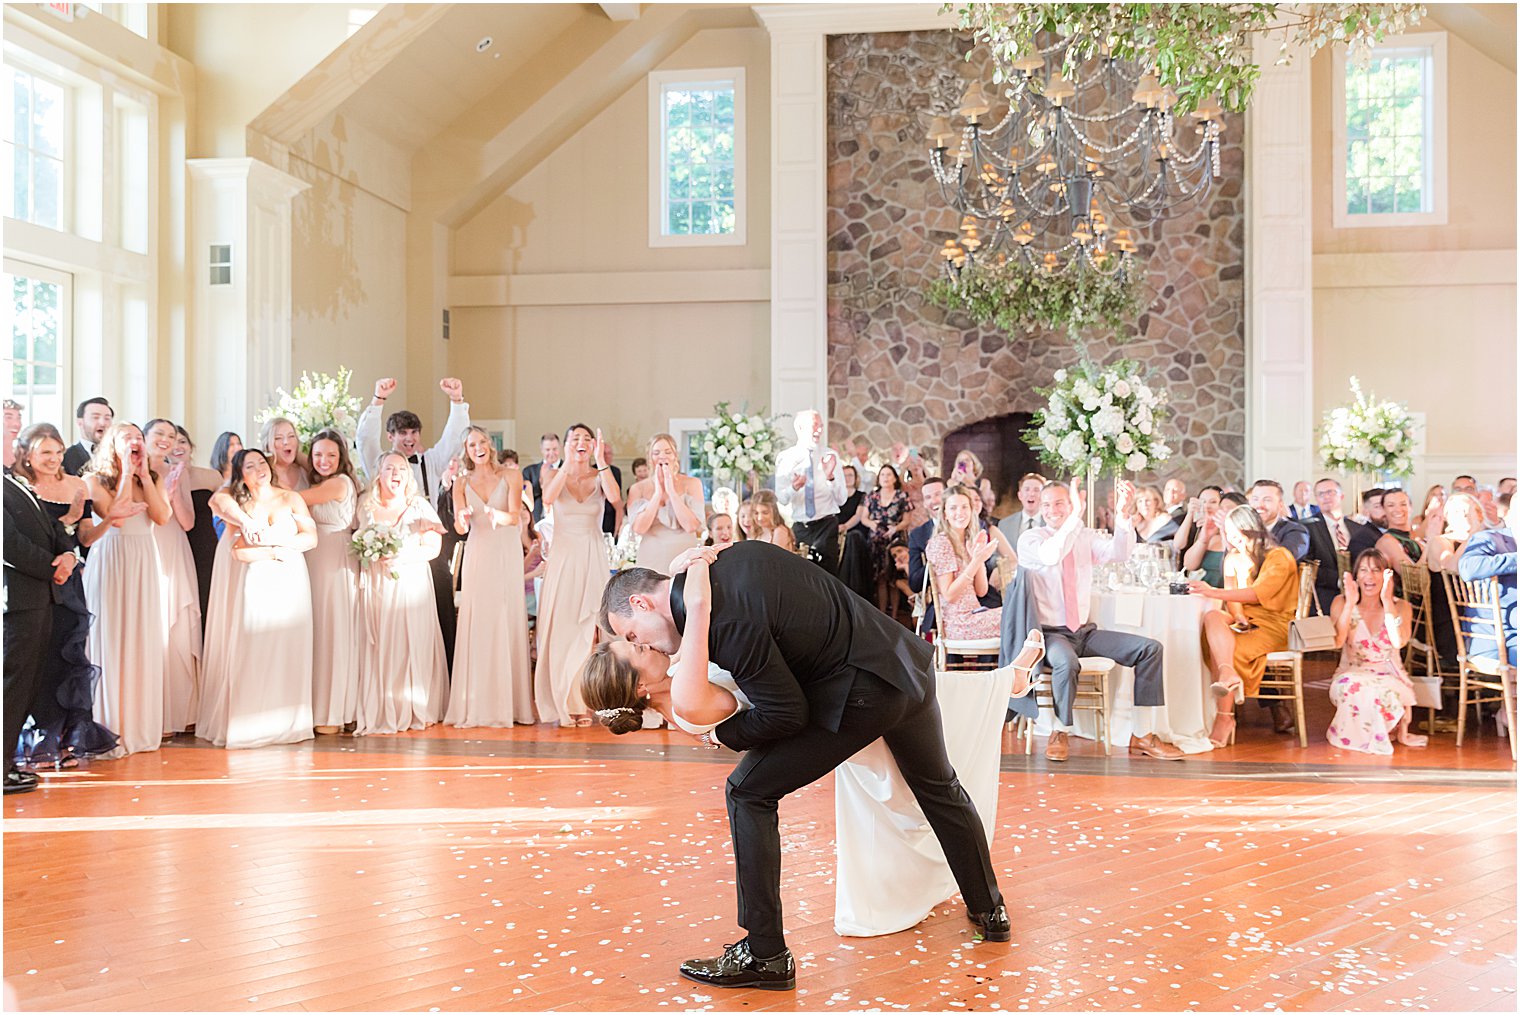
[300,429,362,735]
[261,417,310,492]
[145,418,203,735]
[446,427,534,727]
[355,451,450,735]
[626,432,704,574]
[534,424,622,727]
[83,422,173,757]
[198,448,317,749]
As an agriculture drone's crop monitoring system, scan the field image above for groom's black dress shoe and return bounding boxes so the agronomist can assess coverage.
[968,903,1011,942]
[679,940,796,991]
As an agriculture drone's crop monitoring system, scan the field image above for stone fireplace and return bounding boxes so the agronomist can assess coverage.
[824,30,1247,492]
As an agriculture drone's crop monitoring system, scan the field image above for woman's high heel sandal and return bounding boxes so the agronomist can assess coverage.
[1209,671,1245,705]
[1208,714,1237,748]
[1003,630,1046,699]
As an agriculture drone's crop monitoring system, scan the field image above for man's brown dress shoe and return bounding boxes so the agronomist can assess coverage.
[1128,733,1185,760]
[1045,730,1069,762]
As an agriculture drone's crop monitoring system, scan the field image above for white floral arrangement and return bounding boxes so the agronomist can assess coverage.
[605,529,638,571]
[255,367,363,450]
[697,402,782,482]
[1024,358,1172,476]
[1318,376,1417,478]
[350,522,403,580]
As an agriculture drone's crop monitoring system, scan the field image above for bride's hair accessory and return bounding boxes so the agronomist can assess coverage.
[595,707,635,720]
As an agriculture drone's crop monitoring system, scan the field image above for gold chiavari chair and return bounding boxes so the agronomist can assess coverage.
[1255,560,1319,748]
[1441,572,1517,760]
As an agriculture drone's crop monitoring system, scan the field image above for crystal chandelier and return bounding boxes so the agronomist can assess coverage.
[928,35,1226,284]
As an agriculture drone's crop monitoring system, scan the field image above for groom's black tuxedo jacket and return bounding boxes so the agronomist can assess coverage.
[671,540,932,753]
[4,476,73,612]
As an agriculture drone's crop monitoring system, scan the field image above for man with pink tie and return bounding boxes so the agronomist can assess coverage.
[1016,478,1183,763]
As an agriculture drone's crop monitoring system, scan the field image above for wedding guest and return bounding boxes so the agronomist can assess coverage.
[749,491,796,552]
[1189,505,1300,744]
[888,540,915,610]
[4,434,81,793]
[1288,481,1320,522]
[1018,479,1182,762]
[837,465,865,527]
[534,424,620,727]
[1247,480,1309,561]
[1133,485,1179,544]
[144,419,203,736]
[706,512,736,548]
[1412,484,1445,533]
[1163,478,1188,526]
[711,487,740,523]
[300,429,362,735]
[856,464,913,611]
[1375,489,1422,569]
[355,451,450,735]
[1356,488,1387,530]
[1476,484,1502,528]
[775,410,845,573]
[10,426,116,769]
[260,417,309,492]
[523,432,562,522]
[447,427,533,728]
[1500,478,1517,498]
[64,397,113,476]
[927,487,1014,639]
[1176,486,1226,586]
[1452,475,1478,494]
[896,444,930,530]
[1458,498,1518,667]
[83,422,172,756]
[597,436,625,538]
[1421,490,1481,671]
[630,457,650,483]
[836,465,873,598]
[433,457,465,670]
[196,448,317,748]
[735,500,757,541]
[1302,478,1377,615]
[211,432,242,483]
[356,376,471,496]
[998,473,1046,548]
[3,400,22,470]
[907,475,947,636]
[948,449,983,489]
[627,433,704,574]
[173,426,224,628]
[1327,550,1426,753]
[844,436,874,494]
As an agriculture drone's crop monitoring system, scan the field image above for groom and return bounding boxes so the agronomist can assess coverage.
[599,541,1008,991]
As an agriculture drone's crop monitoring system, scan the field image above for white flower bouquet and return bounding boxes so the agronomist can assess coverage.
[255,367,363,450]
[1023,358,1172,477]
[350,522,403,580]
[1319,377,1417,478]
[697,402,782,485]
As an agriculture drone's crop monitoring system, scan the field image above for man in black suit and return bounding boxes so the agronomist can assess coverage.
[1303,477,1376,615]
[63,397,113,476]
[600,542,1007,991]
[2,400,22,473]
[522,432,561,523]
[1247,479,1309,561]
[4,469,79,794]
[906,475,947,636]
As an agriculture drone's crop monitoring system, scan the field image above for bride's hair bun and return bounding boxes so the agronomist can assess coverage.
[603,706,644,736]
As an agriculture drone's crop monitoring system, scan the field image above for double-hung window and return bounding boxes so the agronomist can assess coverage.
[649,69,745,247]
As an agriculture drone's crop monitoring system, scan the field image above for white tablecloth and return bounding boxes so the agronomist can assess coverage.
[832,664,1013,937]
[1032,590,1215,754]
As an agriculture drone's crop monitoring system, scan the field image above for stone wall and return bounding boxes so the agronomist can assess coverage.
[825,30,1246,488]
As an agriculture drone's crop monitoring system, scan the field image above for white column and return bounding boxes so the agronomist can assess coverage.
[186,158,309,442]
[1245,38,1314,484]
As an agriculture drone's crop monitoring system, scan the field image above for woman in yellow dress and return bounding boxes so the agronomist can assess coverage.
[1188,504,1299,747]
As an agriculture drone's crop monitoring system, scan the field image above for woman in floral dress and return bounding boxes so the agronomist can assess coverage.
[1326,549,1427,755]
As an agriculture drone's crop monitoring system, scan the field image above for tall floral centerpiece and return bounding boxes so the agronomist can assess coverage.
[254,367,363,452]
[1319,377,1417,502]
[1024,359,1172,527]
[697,402,782,498]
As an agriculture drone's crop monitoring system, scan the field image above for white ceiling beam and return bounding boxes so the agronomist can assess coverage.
[597,3,641,22]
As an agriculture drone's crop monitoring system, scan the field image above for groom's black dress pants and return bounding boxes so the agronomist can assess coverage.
[724,668,1002,955]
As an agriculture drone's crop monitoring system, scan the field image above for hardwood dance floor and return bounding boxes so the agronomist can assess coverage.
[5,677,1516,1012]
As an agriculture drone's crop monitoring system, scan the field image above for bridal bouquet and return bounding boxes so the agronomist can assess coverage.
[697,402,781,482]
[1024,358,1172,477]
[1319,376,1417,478]
[255,367,363,450]
[350,522,403,580]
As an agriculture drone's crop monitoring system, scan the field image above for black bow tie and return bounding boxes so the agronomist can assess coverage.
[406,454,421,464]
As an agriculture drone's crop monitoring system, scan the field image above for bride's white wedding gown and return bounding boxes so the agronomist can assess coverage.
[671,663,1012,937]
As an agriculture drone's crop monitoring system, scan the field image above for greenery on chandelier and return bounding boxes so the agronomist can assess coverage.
[926,258,1144,337]
[950,3,1427,114]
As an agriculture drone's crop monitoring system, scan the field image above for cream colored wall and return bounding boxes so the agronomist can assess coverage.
[450,26,772,445]
[1310,31,1517,482]
[165,4,379,159]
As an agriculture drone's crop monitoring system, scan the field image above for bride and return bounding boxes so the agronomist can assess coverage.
[579,547,1044,939]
